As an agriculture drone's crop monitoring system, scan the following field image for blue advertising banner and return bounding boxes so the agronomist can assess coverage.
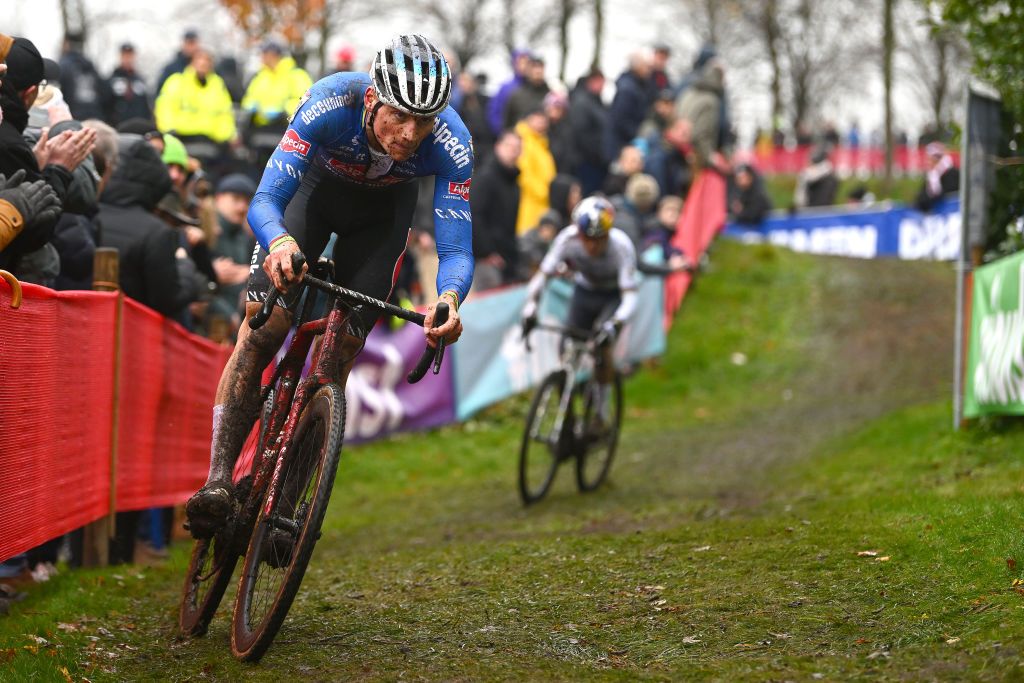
[453,276,666,420]
[723,198,960,260]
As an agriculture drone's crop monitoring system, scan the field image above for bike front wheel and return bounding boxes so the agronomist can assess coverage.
[575,373,623,492]
[179,408,264,637]
[231,383,346,662]
[519,370,569,505]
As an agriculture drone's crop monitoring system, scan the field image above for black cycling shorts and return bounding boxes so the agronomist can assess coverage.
[567,286,620,333]
[247,166,416,336]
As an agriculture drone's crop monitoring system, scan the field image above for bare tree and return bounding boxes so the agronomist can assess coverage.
[591,0,604,70]
[897,0,969,131]
[883,0,895,188]
[411,0,500,69]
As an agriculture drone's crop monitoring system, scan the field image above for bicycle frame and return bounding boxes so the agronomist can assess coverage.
[533,323,603,453]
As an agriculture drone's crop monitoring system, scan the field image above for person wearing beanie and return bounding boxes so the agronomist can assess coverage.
[106,43,152,126]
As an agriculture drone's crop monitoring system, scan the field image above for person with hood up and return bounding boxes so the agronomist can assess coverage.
[97,135,183,317]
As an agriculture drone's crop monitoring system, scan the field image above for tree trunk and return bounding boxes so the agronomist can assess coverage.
[592,0,604,70]
[318,3,331,77]
[882,0,895,193]
[763,0,783,126]
[558,0,572,83]
[503,0,517,58]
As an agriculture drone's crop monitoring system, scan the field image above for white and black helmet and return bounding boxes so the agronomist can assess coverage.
[370,34,452,117]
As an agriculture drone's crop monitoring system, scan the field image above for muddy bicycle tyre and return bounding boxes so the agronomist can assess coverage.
[519,370,569,505]
[231,383,345,662]
[179,403,267,637]
[575,373,623,493]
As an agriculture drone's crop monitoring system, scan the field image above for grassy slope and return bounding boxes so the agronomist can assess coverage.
[4,241,1024,682]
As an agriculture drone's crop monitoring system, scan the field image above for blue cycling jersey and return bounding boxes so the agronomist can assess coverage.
[247,72,475,302]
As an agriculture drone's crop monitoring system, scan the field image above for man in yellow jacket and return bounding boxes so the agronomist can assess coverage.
[155,49,236,172]
[514,108,556,235]
[240,41,313,170]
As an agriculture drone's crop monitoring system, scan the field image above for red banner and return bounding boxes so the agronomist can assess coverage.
[664,170,727,328]
[749,144,959,177]
[0,286,228,562]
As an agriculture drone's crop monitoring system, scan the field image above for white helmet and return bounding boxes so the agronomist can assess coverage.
[370,35,452,117]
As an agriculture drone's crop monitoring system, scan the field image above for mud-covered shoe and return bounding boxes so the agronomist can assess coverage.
[184,480,234,540]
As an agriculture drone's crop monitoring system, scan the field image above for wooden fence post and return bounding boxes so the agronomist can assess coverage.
[82,248,120,567]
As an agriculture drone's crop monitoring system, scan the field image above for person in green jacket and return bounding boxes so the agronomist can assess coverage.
[241,41,313,173]
[155,49,237,175]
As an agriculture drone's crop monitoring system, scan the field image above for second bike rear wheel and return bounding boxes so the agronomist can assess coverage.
[519,371,569,505]
[575,373,623,492]
[231,383,346,662]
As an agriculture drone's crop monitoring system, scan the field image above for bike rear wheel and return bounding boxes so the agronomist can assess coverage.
[519,371,569,505]
[575,373,623,492]
[179,410,264,637]
[231,383,345,662]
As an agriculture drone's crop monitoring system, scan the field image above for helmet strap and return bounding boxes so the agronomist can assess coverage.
[365,100,385,150]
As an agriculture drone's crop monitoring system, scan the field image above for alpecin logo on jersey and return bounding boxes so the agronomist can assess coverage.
[279,129,311,157]
[447,180,471,201]
[432,120,472,170]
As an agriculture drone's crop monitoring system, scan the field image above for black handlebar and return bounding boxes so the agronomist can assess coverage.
[406,302,448,384]
[248,250,448,383]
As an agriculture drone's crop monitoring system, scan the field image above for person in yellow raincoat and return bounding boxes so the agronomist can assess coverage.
[155,49,236,172]
[240,42,313,170]
[514,108,556,235]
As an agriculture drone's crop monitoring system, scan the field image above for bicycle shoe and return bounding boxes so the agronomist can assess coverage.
[184,480,234,540]
[262,529,295,569]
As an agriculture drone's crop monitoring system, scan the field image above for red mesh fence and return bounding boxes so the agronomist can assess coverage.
[115,299,231,511]
[0,287,228,562]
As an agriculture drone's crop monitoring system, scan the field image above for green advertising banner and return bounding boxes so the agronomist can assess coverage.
[965,250,1024,417]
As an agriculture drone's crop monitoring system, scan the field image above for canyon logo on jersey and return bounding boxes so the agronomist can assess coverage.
[279,129,312,157]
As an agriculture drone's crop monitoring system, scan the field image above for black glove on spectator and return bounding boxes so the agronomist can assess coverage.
[0,179,62,228]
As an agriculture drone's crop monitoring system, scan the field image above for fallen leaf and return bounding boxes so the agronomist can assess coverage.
[770,632,791,639]
[59,666,72,683]
[692,545,712,552]
[652,599,667,607]
[946,637,961,645]
[56,623,79,633]
[0,649,15,663]
[1013,579,1023,587]
[1008,558,1018,571]
[857,550,879,557]
[682,635,701,644]
[875,556,891,562]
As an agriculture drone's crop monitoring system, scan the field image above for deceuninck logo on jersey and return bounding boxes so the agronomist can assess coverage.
[279,129,311,157]
[448,180,471,201]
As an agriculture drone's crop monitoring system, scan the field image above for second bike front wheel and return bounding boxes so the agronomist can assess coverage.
[575,373,623,492]
[230,383,346,662]
[519,370,568,505]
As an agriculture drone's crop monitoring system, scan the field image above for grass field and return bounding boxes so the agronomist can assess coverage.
[4,241,1024,681]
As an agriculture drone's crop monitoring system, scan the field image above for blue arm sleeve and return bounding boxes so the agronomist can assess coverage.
[432,177,475,303]
[247,127,319,249]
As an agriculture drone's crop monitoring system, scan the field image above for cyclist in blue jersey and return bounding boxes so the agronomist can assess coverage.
[186,35,474,538]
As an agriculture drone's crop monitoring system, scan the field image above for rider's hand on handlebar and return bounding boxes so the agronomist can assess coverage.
[263,238,306,293]
[424,292,462,348]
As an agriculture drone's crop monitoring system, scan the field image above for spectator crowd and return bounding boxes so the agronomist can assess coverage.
[0,28,961,591]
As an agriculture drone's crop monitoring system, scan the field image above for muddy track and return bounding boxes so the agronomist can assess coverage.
[623,255,955,510]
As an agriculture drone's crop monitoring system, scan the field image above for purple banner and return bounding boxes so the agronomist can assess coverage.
[344,321,455,443]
